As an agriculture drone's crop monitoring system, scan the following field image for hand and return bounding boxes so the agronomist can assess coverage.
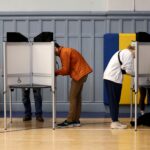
[55,71,58,76]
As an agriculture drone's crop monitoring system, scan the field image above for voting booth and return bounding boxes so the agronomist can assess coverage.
[104,32,150,130]
[3,32,56,130]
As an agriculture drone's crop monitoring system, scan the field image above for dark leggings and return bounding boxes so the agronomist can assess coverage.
[139,87,150,111]
[104,80,122,122]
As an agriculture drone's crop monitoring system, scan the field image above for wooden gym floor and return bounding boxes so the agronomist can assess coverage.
[0,118,150,150]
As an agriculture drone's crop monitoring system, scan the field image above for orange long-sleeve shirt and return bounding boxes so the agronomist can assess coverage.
[55,47,92,81]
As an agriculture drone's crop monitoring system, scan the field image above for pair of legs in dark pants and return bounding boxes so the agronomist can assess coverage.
[104,80,122,122]
[139,87,150,112]
[67,75,88,122]
[22,88,43,118]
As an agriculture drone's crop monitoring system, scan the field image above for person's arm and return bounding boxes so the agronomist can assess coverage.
[121,53,134,75]
[55,50,70,76]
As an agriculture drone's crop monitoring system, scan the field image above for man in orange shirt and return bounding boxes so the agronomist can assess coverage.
[55,43,92,128]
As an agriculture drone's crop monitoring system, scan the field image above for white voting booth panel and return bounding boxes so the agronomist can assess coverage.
[32,43,55,89]
[5,42,54,86]
[138,43,150,85]
[131,42,150,130]
[3,41,56,130]
[7,43,30,74]
[6,43,31,85]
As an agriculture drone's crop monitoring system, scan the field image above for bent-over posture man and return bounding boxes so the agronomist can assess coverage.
[55,43,92,128]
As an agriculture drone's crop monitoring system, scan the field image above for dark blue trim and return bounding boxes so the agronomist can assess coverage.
[0,111,132,118]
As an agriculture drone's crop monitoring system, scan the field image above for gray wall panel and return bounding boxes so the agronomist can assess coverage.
[94,38,103,102]
[42,20,54,32]
[29,20,41,37]
[16,20,28,35]
[94,20,105,37]
[42,88,52,102]
[55,37,66,46]
[55,20,66,36]
[68,20,79,36]
[81,20,93,37]
[56,76,68,102]
[1,12,150,113]
[68,38,79,49]
[3,20,15,38]
[0,21,3,38]
[82,37,94,102]
[148,20,150,33]
[110,19,121,33]
[135,20,147,32]
[122,20,134,33]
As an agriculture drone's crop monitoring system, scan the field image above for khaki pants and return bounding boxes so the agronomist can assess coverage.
[67,75,88,122]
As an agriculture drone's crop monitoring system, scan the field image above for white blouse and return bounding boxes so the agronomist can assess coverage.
[103,49,134,84]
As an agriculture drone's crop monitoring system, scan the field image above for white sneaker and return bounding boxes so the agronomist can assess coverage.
[111,121,127,129]
[140,110,145,115]
[73,121,81,127]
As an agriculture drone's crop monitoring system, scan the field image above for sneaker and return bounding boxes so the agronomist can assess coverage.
[57,120,74,128]
[73,121,81,127]
[111,121,127,129]
[23,116,32,121]
[140,110,145,115]
[36,116,44,122]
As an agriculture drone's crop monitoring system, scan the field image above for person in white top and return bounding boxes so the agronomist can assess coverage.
[103,45,135,129]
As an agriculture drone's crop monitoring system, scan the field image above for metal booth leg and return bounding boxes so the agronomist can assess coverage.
[9,88,14,123]
[134,92,138,131]
[130,88,133,121]
[4,90,7,130]
[52,90,56,130]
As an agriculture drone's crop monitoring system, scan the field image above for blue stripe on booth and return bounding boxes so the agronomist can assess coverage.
[103,33,119,105]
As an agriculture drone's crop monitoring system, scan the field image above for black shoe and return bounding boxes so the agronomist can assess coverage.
[57,120,74,128]
[23,116,32,121]
[36,116,44,122]
[130,121,135,126]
